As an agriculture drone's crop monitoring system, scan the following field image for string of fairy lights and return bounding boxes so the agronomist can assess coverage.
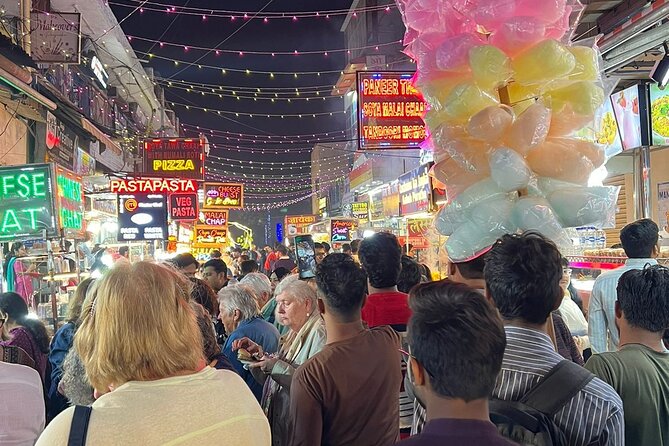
[109,1,397,20]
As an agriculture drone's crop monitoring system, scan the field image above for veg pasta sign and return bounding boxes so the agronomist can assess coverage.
[0,164,57,241]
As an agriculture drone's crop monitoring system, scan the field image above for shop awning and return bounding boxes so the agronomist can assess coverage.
[80,117,122,155]
[0,65,56,113]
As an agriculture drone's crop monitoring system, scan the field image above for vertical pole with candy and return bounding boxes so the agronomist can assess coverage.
[397,0,620,261]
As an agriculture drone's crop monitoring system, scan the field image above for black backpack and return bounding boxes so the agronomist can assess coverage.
[490,360,595,446]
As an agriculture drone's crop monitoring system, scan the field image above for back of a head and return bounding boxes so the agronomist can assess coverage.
[239,273,272,299]
[277,245,288,256]
[75,262,203,391]
[241,259,259,275]
[620,218,659,259]
[173,253,199,270]
[398,255,422,294]
[218,284,260,321]
[68,277,96,324]
[409,280,506,400]
[273,267,290,282]
[189,277,218,316]
[617,265,669,333]
[315,253,367,320]
[190,301,219,361]
[453,253,487,280]
[359,232,402,289]
[118,246,129,257]
[203,258,227,274]
[484,232,562,325]
[322,242,331,253]
[0,291,29,322]
[350,239,361,254]
[342,243,352,254]
[210,250,222,259]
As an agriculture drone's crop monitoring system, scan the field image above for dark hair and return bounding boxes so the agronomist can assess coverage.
[0,292,49,353]
[620,219,659,258]
[341,243,352,253]
[350,239,361,254]
[420,264,433,282]
[453,254,487,280]
[210,250,222,259]
[189,278,218,316]
[277,245,288,256]
[484,232,563,325]
[273,267,290,281]
[322,242,331,253]
[203,259,227,274]
[3,242,25,280]
[118,246,129,257]
[315,253,367,319]
[359,232,402,289]
[617,265,669,332]
[314,242,324,250]
[173,253,199,270]
[241,260,259,275]
[398,255,422,294]
[409,280,505,401]
[190,301,218,361]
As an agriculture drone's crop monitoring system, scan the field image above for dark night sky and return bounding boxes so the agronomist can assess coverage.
[110,0,357,242]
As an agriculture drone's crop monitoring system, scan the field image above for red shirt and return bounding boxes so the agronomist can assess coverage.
[362,291,411,329]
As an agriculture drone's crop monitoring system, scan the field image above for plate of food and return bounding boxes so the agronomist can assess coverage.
[237,348,261,368]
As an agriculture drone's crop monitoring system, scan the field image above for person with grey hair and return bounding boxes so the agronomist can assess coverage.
[219,285,280,401]
[233,279,326,446]
[60,348,95,407]
[240,273,272,310]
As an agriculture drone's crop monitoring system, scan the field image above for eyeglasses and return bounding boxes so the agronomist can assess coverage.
[399,348,436,379]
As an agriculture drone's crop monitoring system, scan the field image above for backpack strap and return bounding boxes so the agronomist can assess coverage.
[67,406,92,446]
[520,360,595,416]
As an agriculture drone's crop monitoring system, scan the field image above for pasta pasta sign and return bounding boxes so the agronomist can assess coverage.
[202,183,244,210]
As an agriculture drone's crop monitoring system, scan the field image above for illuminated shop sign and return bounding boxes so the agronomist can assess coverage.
[406,218,431,249]
[90,55,109,89]
[357,71,427,150]
[142,138,205,180]
[55,166,85,238]
[285,215,317,236]
[0,164,57,240]
[351,202,369,220]
[198,210,229,227]
[399,164,433,216]
[202,183,244,210]
[169,193,198,221]
[117,193,168,241]
[193,225,228,247]
[331,219,356,243]
[109,178,197,194]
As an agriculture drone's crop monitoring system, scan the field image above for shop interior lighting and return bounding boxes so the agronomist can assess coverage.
[650,42,669,88]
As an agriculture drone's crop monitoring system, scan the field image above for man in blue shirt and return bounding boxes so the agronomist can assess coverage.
[218,285,279,400]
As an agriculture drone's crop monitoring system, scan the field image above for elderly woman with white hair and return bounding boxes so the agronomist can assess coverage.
[233,276,326,446]
[219,285,280,401]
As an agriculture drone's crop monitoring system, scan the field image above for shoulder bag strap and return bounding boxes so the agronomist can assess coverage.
[67,405,92,446]
[520,360,595,416]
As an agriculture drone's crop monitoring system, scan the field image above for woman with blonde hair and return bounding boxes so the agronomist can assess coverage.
[37,262,270,446]
[233,276,326,446]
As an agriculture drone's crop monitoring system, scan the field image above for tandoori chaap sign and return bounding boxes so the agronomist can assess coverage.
[142,138,205,180]
[0,164,58,241]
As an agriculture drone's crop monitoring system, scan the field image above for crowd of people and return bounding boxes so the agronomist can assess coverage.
[0,219,667,445]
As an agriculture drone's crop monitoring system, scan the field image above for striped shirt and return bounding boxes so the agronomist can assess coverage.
[494,326,624,446]
[588,259,658,353]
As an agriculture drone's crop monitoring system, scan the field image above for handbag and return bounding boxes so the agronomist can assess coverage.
[67,406,92,446]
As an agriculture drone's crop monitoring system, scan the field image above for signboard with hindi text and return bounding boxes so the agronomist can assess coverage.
[55,166,85,239]
[202,183,244,210]
[285,215,317,236]
[0,164,57,241]
[351,202,369,220]
[357,71,427,150]
[406,218,432,249]
[143,138,205,180]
